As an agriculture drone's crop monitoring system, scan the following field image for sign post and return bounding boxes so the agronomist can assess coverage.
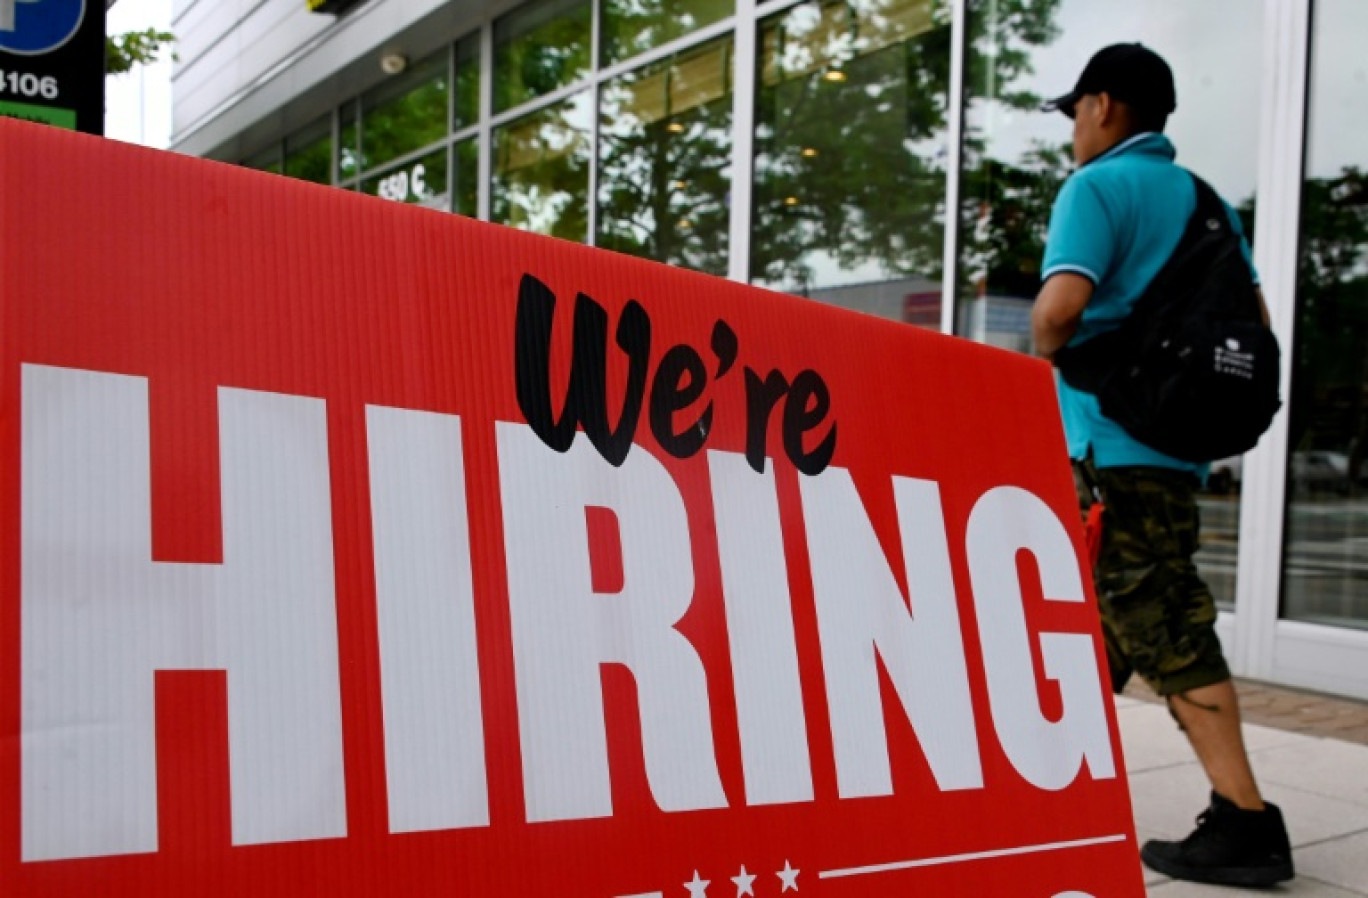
[0,119,1146,897]
[0,0,104,133]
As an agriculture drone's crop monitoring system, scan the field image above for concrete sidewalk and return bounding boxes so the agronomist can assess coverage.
[1116,692,1368,896]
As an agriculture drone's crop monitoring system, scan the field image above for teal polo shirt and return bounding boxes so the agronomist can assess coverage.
[1042,132,1257,471]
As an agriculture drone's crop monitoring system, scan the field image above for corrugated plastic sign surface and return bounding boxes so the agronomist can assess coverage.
[0,120,1145,896]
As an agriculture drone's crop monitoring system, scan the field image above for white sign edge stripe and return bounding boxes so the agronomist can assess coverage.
[616,893,665,897]
[818,832,1130,879]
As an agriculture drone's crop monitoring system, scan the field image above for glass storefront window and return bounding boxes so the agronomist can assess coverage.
[361,51,449,174]
[243,145,283,175]
[751,0,951,324]
[598,36,733,276]
[453,139,478,217]
[960,0,1263,610]
[454,33,481,131]
[600,0,733,68]
[494,0,592,114]
[1282,0,1368,630]
[339,102,360,181]
[283,115,332,185]
[493,92,592,241]
[958,1,1261,352]
[361,147,449,211]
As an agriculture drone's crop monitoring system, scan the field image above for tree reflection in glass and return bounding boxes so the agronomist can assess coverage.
[958,1,1263,354]
[454,139,479,217]
[493,93,592,242]
[1282,0,1368,630]
[243,144,283,175]
[959,0,1264,611]
[361,147,449,211]
[283,115,332,185]
[339,102,360,182]
[454,33,481,131]
[494,0,592,114]
[598,36,733,275]
[600,0,734,67]
[752,0,952,319]
[361,52,449,175]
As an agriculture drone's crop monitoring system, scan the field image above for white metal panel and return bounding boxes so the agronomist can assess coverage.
[939,0,965,336]
[477,20,492,220]
[174,4,333,134]
[172,0,249,67]
[726,0,756,283]
[1230,0,1311,681]
[236,1,321,62]
[173,0,464,155]
[174,33,247,111]
[173,0,212,29]
[173,0,250,72]
[1270,620,1368,699]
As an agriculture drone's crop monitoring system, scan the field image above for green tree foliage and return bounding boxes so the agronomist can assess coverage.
[597,39,733,275]
[959,140,1072,299]
[359,73,448,173]
[600,0,734,67]
[494,0,592,112]
[751,1,952,289]
[747,0,1061,292]
[106,28,176,76]
[493,100,592,243]
[284,126,333,186]
[957,0,1064,301]
[1287,169,1368,463]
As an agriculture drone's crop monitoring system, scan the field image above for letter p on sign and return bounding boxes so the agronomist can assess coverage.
[0,0,85,55]
[0,0,41,34]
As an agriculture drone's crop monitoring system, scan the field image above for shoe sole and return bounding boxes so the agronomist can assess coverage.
[1141,846,1294,887]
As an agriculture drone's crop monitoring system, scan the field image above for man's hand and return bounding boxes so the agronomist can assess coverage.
[1031,273,1095,361]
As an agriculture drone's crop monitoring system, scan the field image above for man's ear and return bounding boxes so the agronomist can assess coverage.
[1095,91,1117,125]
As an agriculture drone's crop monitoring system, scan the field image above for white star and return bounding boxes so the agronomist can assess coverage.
[731,864,757,896]
[776,860,800,892]
[684,870,710,897]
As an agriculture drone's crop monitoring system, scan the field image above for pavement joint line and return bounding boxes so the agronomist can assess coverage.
[1122,759,1206,774]
[1296,874,1368,897]
[1289,825,1368,852]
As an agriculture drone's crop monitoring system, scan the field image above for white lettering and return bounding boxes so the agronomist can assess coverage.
[21,365,346,861]
[368,406,488,833]
[17,366,1120,855]
[497,423,727,822]
[708,450,813,806]
[800,469,983,797]
[965,486,1116,790]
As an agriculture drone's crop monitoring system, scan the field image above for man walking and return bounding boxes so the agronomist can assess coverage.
[1031,44,1294,888]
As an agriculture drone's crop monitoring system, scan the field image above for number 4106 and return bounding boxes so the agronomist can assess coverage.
[0,70,59,100]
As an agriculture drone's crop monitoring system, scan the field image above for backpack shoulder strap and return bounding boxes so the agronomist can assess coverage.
[1053,170,1217,393]
[1187,173,1235,237]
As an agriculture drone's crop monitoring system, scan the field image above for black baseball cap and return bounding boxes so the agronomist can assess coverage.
[1043,43,1177,120]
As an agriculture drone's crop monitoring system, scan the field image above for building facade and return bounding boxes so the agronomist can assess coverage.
[171,0,1368,701]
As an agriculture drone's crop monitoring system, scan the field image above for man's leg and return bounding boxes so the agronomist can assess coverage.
[1088,465,1293,886]
[1168,679,1263,809]
[1147,677,1293,886]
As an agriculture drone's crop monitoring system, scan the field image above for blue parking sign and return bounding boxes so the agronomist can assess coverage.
[0,0,86,56]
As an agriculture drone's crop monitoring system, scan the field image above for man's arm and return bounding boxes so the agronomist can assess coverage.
[1031,272,1095,361]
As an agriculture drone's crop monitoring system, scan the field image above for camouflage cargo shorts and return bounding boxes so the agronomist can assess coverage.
[1074,461,1231,697]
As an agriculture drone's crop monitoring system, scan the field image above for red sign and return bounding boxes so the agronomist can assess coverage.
[0,120,1143,896]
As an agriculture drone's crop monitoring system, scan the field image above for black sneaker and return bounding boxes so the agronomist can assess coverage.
[1141,791,1294,887]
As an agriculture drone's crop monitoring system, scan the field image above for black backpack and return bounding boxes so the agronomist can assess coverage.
[1053,174,1282,463]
